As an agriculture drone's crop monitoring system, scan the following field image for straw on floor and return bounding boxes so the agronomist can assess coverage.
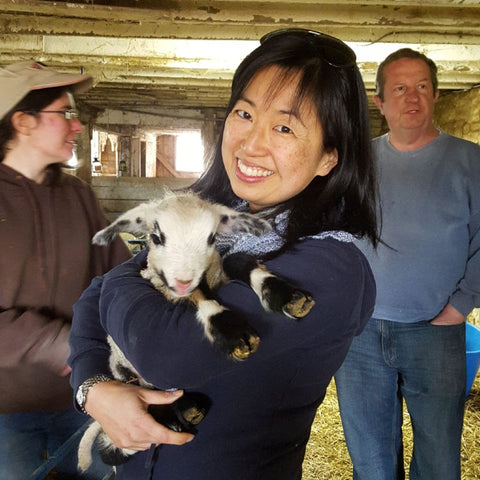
[303,338,480,480]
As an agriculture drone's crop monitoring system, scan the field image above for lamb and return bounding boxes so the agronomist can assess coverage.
[94,190,315,359]
[77,190,315,471]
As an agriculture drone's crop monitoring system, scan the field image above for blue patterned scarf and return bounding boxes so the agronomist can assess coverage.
[216,203,355,258]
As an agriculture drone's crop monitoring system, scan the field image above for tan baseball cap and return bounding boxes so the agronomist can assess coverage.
[0,61,93,120]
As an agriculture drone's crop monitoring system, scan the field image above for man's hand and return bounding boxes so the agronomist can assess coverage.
[430,304,465,326]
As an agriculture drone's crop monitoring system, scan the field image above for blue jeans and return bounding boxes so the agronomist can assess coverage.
[335,318,466,480]
[0,408,113,480]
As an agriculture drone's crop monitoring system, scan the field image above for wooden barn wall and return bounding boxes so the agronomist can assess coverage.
[91,88,479,219]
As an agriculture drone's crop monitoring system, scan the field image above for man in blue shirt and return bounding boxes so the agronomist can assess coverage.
[335,48,480,480]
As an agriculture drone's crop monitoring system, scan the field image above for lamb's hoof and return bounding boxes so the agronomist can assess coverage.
[182,405,206,425]
[231,333,261,360]
[282,291,315,319]
[148,392,210,433]
[209,310,260,361]
[261,277,315,319]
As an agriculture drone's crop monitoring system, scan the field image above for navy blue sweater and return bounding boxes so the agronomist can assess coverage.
[69,237,375,480]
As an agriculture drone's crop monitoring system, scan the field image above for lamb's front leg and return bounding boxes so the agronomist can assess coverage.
[222,253,315,319]
[142,264,259,360]
[189,288,260,360]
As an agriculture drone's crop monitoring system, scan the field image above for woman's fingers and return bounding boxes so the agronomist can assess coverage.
[85,381,195,449]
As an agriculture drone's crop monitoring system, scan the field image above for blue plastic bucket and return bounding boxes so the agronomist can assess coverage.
[466,322,480,396]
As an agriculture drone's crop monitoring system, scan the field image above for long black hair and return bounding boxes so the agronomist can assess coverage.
[192,30,379,248]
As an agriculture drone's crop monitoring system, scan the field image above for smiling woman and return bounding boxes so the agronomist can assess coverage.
[68,28,380,480]
[222,65,337,211]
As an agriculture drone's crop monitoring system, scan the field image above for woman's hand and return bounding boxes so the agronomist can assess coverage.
[85,381,195,450]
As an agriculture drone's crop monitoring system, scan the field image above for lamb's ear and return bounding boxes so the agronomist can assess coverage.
[92,202,153,245]
[215,206,272,237]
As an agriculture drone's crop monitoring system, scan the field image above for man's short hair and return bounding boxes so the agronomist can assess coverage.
[375,48,438,100]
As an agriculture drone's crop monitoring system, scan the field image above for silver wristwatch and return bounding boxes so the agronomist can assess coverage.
[76,375,114,414]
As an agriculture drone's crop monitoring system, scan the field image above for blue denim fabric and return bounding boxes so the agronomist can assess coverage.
[335,318,466,480]
[0,408,113,480]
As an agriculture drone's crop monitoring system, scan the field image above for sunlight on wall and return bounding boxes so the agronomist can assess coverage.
[175,131,205,173]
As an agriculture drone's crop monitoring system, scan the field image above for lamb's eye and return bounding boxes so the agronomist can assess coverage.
[150,232,165,246]
[207,233,216,245]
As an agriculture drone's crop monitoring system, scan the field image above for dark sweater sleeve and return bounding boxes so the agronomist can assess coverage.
[68,275,113,397]
[68,181,131,399]
[87,239,375,390]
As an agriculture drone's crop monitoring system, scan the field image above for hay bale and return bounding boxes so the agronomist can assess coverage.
[468,308,480,326]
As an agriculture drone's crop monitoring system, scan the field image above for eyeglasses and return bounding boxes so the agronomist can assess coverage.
[39,109,80,120]
[23,109,79,120]
[260,28,357,69]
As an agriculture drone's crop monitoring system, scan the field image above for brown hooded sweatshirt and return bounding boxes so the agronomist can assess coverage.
[0,163,131,413]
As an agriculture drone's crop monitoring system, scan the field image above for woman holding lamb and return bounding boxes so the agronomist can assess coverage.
[68,28,379,480]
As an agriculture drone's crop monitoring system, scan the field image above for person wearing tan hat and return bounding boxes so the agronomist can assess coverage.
[0,61,131,479]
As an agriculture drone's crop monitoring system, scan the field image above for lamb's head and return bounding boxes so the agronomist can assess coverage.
[93,192,272,298]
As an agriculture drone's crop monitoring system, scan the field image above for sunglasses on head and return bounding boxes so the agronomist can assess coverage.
[260,28,357,69]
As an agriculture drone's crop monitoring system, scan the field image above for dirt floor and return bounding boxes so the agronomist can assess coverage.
[303,374,480,480]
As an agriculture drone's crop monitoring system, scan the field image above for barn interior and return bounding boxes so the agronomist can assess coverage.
[1,0,480,215]
[2,2,480,479]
